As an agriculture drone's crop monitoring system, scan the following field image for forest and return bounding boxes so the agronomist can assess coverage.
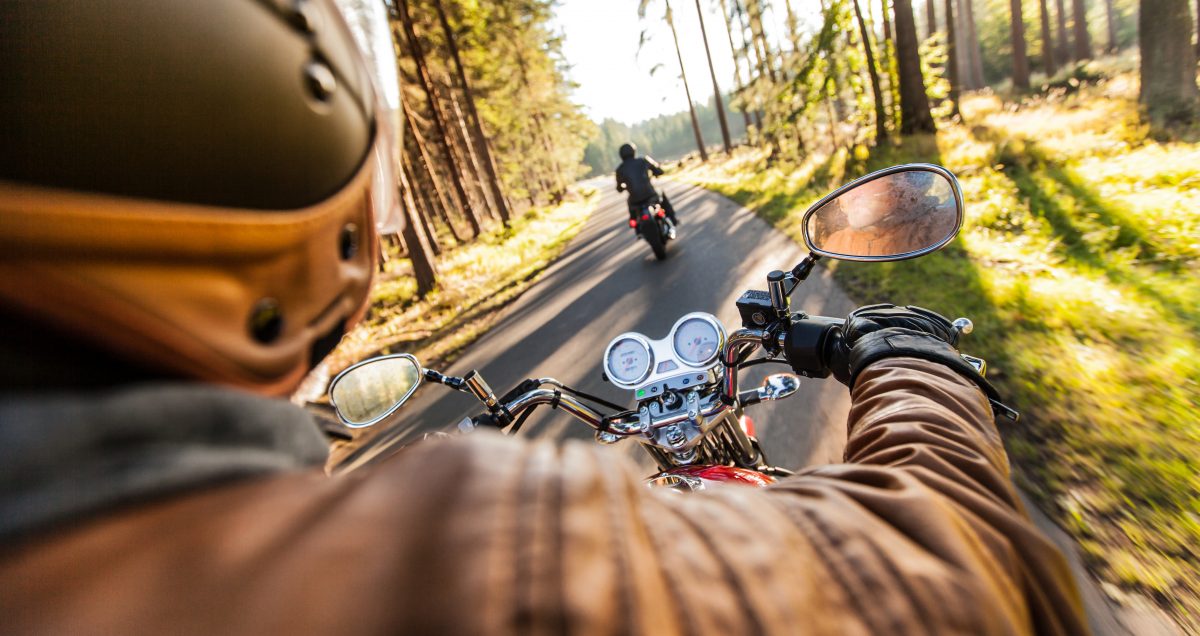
[363,0,1198,629]
[379,0,594,298]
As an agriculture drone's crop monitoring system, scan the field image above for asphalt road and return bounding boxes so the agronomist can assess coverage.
[335,178,856,474]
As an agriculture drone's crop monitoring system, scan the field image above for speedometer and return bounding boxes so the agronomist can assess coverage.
[672,315,722,366]
[604,335,652,385]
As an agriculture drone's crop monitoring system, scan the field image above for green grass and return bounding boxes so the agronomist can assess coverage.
[680,64,1200,631]
[323,188,599,374]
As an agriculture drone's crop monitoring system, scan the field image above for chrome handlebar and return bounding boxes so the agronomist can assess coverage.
[721,327,770,403]
[503,388,642,435]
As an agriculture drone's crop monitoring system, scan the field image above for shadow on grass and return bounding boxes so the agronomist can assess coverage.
[973,124,1199,333]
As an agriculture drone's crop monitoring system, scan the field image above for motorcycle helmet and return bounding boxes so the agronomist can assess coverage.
[0,0,405,395]
[619,143,637,161]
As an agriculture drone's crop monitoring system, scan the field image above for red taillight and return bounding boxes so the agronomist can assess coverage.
[641,214,650,221]
[655,209,666,218]
[628,219,637,228]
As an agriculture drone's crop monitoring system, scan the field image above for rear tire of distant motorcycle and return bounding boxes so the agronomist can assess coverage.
[645,223,667,260]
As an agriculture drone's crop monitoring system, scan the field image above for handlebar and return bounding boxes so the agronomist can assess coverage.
[503,388,641,435]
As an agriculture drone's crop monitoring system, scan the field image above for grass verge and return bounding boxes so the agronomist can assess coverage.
[679,64,1199,631]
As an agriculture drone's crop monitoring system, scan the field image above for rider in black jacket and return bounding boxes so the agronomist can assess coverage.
[615,143,677,228]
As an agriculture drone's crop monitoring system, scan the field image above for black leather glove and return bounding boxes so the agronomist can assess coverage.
[842,303,960,347]
[827,304,1000,403]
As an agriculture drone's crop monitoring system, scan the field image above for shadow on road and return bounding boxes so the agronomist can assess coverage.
[335,180,855,475]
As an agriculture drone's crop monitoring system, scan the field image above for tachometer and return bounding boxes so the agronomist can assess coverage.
[672,315,722,366]
[604,335,653,385]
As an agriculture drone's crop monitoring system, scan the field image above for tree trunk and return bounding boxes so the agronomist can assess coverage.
[1040,0,1058,75]
[881,0,895,41]
[397,164,439,296]
[1011,0,1031,89]
[718,0,755,133]
[926,0,937,39]
[893,0,938,132]
[396,0,482,238]
[402,156,442,256]
[954,0,973,86]
[432,0,512,225]
[854,0,891,141]
[1104,0,1117,51]
[881,0,899,119]
[403,97,466,243]
[666,0,709,161]
[1055,0,1072,62]
[1072,0,1092,60]
[446,85,496,221]
[963,0,986,87]
[944,0,962,113]
[748,1,779,82]
[1139,0,1198,124]
[695,0,733,152]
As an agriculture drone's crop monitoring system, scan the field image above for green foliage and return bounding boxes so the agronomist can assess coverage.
[680,62,1200,630]
[414,0,595,203]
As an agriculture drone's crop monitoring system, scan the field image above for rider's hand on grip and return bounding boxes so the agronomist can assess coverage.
[842,303,960,346]
[826,304,1001,404]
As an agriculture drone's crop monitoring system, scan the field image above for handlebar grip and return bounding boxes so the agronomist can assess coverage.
[783,315,843,379]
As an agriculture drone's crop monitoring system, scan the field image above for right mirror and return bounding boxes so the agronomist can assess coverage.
[802,164,963,261]
[329,354,423,428]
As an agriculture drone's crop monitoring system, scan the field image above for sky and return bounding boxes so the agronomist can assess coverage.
[551,0,804,126]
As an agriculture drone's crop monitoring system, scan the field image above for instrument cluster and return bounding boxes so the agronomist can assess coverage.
[603,313,727,392]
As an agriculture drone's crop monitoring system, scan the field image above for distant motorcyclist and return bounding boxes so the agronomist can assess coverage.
[615,142,678,230]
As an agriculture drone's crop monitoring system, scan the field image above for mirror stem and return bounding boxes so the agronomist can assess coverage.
[463,370,501,412]
[424,368,467,391]
[785,253,820,296]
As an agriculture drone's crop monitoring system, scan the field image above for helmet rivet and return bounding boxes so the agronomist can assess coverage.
[289,0,321,33]
[249,298,284,344]
[340,223,359,260]
[303,61,336,103]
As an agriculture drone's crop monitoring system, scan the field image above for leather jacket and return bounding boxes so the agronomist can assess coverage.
[0,358,1087,634]
[616,156,663,204]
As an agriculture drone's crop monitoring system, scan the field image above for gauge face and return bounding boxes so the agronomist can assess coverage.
[606,337,652,384]
[673,317,721,365]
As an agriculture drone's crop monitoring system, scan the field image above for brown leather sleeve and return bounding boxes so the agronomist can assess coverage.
[0,359,1088,635]
[802,357,1090,634]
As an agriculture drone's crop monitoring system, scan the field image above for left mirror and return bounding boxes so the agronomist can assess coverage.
[329,354,422,428]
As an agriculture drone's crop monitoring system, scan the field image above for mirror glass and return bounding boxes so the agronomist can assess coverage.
[804,167,961,260]
[759,373,801,401]
[330,355,422,427]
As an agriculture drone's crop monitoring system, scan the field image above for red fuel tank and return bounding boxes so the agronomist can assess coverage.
[647,464,776,491]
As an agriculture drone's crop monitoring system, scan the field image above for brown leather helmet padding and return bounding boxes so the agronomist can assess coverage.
[0,152,379,396]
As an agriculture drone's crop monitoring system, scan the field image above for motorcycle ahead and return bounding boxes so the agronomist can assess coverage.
[630,199,675,260]
[328,164,997,489]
